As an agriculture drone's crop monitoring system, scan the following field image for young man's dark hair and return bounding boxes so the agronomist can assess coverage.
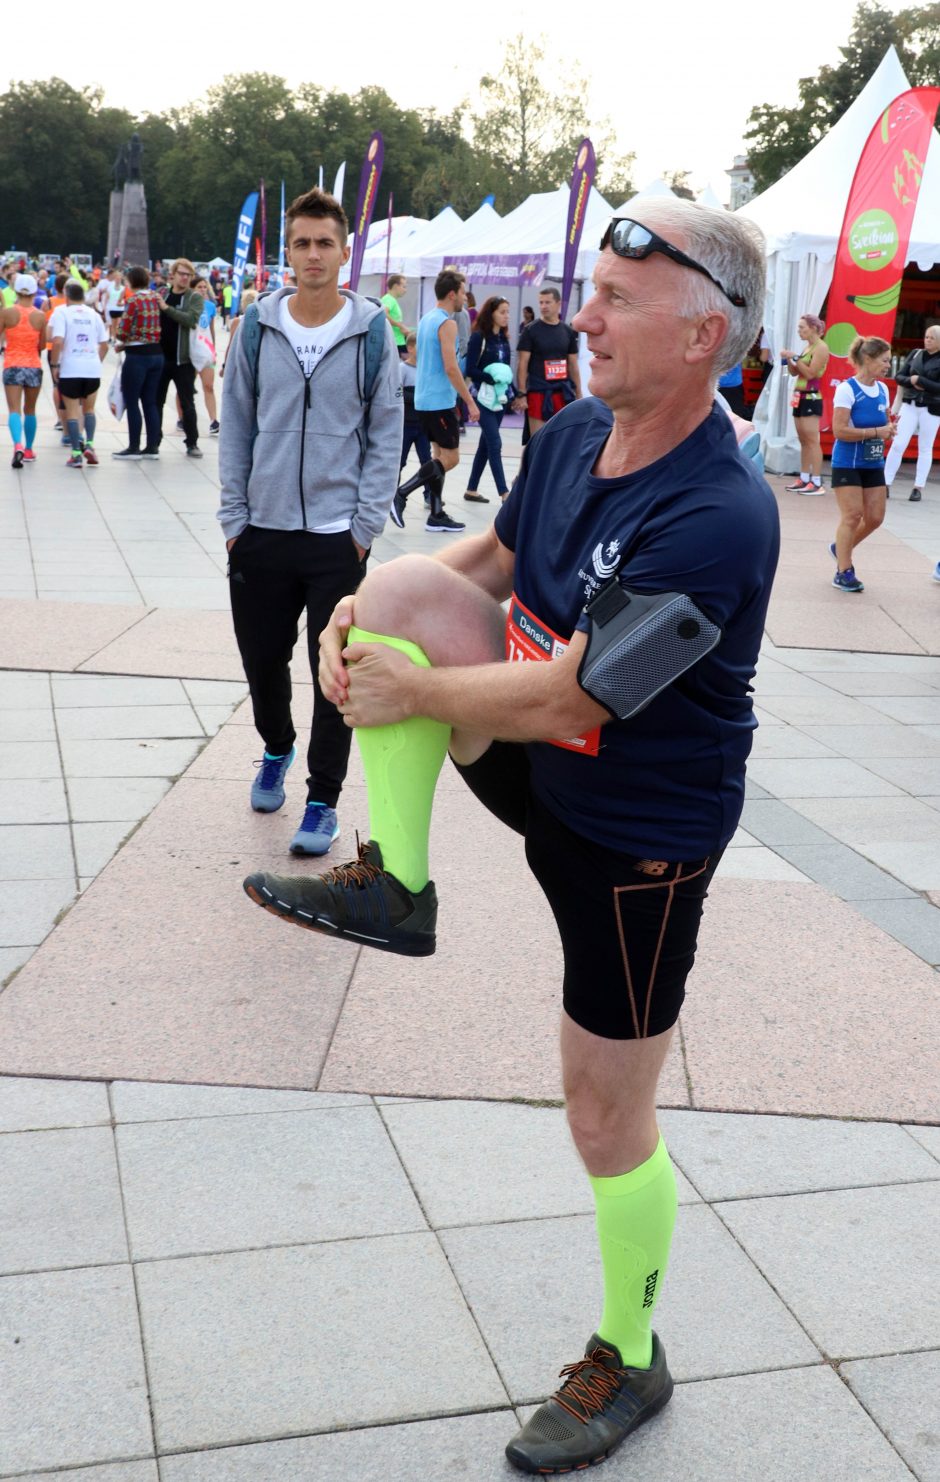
[54,272,69,294]
[285,187,348,244]
[387,273,405,291]
[125,265,150,291]
[65,281,84,302]
[434,269,465,301]
[540,286,561,303]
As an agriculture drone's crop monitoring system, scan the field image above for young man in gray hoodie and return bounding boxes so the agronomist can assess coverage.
[219,187,403,855]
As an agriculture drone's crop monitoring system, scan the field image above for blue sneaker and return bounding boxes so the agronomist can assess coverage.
[933,562,940,584]
[828,541,837,561]
[290,801,339,856]
[250,746,295,812]
[833,566,864,593]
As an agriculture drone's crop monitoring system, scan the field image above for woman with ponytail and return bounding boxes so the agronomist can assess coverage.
[829,335,893,593]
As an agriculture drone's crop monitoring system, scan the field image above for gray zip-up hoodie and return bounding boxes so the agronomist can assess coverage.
[218,287,403,549]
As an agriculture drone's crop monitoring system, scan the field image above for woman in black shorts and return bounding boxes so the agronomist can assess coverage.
[782,313,830,494]
[829,335,893,593]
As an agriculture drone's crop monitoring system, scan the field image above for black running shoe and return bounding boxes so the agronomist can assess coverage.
[425,510,466,533]
[505,1333,673,1475]
[243,838,437,956]
[389,490,406,529]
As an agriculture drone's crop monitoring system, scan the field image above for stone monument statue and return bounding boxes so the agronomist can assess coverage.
[107,132,150,267]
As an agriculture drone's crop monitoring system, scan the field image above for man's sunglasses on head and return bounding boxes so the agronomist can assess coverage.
[600,218,746,309]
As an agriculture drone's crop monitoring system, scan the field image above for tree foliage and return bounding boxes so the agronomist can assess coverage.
[0,58,634,260]
[744,1,940,193]
[473,34,634,207]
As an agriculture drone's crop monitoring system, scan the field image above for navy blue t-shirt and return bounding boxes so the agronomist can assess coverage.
[495,398,780,858]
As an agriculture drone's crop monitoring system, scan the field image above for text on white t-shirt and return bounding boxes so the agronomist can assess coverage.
[278,295,352,377]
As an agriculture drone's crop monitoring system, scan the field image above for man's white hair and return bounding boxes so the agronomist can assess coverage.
[621,199,766,373]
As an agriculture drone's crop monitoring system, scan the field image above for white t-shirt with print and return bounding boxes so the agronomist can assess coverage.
[278,294,355,534]
[278,294,352,376]
[49,303,109,379]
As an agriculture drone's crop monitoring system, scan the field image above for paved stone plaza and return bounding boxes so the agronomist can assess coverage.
[0,352,938,1478]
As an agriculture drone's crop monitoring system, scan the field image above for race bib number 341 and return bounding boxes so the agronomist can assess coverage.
[506,592,600,756]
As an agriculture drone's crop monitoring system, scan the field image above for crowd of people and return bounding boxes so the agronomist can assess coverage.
[0,254,237,465]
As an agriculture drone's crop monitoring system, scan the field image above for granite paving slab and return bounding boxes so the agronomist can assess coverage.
[0,1264,152,1475]
[786,794,940,845]
[0,823,74,879]
[0,850,355,1086]
[0,598,147,672]
[717,1181,940,1355]
[10,1465,159,1482]
[381,1099,700,1229]
[79,609,243,680]
[852,896,940,964]
[0,708,57,742]
[842,1350,940,1482]
[0,945,31,984]
[158,1413,516,1482]
[744,757,902,797]
[115,1106,426,1259]
[441,1205,819,1401]
[0,1075,110,1133]
[680,879,939,1120]
[110,1081,367,1121]
[0,878,78,949]
[0,778,69,824]
[657,1109,939,1199]
[0,1126,128,1275]
[135,1234,508,1452]
[776,842,915,899]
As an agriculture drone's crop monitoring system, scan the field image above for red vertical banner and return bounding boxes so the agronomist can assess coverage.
[823,87,940,424]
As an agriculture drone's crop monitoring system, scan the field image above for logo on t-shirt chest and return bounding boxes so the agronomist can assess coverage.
[578,537,621,602]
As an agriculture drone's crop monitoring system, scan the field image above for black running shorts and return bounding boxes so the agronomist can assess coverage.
[831,466,886,489]
[58,377,101,401]
[452,741,721,1040]
[417,406,461,450]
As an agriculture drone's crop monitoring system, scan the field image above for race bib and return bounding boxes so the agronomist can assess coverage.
[544,358,568,381]
[862,437,885,461]
[506,593,600,756]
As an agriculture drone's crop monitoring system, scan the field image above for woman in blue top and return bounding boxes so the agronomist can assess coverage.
[830,335,893,593]
[463,296,524,504]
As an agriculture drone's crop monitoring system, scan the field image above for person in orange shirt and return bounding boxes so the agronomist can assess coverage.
[1,274,47,466]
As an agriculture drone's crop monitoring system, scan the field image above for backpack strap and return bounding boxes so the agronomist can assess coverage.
[241,301,264,400]
[363,303,386,403]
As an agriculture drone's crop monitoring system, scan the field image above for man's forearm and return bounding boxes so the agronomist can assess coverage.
[433,529,514,600]
[407,648,603,743]
[446,362,473,405]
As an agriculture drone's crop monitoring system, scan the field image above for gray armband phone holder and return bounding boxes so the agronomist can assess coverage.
[577,580,722,720]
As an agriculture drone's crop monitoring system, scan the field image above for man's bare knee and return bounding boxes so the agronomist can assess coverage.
[355,554,504,668]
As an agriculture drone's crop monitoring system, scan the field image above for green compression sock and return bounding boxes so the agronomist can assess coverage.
[348,625,450,893]
[588,1135,677,1369]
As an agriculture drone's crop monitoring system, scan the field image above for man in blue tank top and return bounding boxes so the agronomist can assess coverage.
[244,201,779,1475]
[392,268,479,533]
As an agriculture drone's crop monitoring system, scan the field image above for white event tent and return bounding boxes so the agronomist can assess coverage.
[739,46,940,471]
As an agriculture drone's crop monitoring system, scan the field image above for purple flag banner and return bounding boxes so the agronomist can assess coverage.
[437,254,548,287]
[348,133,384,291]
[560,138,595,319]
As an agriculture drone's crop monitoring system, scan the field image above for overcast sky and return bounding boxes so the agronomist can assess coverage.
[11,0,911,203]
